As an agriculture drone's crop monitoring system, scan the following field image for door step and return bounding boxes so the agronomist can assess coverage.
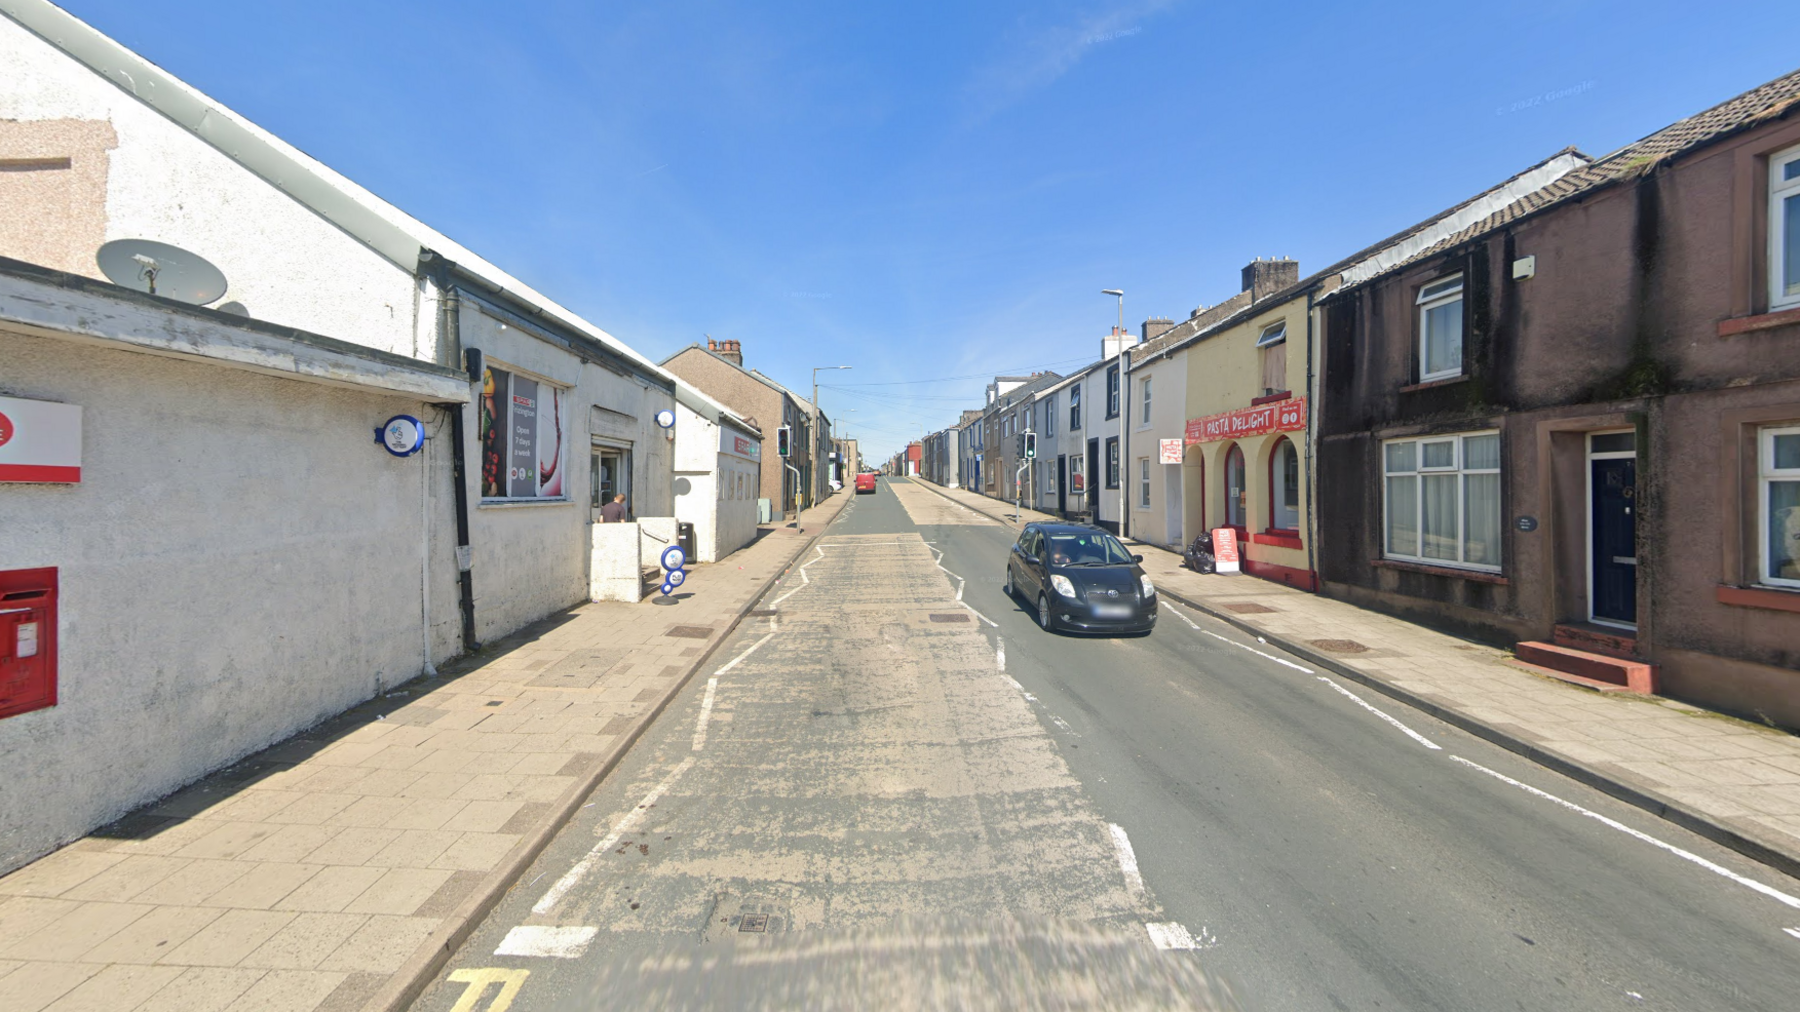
[1552,622,1638,660]
[1511,641,1658,694]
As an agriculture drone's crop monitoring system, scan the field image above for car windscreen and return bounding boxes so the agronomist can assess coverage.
[1044,533,1133,566]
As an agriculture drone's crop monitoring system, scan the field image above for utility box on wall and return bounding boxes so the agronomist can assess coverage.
[0,568,57,719]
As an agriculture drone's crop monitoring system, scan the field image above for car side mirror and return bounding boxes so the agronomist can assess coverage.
[1131,554,1143,563]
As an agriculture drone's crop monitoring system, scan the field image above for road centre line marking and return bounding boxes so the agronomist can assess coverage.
[1109,823,1146,894]
[533,755,696,915]
[1450,755,1800,912]
[1785,927,1800,940]
[1318,676,1442,750]
[494,925,597,959]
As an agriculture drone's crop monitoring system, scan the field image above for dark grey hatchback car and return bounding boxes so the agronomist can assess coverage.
[1004,523,1156,635]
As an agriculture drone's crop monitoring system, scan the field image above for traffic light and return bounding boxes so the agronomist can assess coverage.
[1023,431,1037,459]
[776,425,791,457]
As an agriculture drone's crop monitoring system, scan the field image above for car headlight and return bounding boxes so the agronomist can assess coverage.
[1141,575,1155,597]
[1050,575,1077,599]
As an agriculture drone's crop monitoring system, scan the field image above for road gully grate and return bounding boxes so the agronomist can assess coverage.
[664,625,715,639]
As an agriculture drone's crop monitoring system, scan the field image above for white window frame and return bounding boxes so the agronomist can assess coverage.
[481,363,571,504]
[1772,145,1800,311]
[1416,273,1466,383]
[1382,429,1501,572]
[1139,376,1153,426]
[1255,320,1287,348]
[1760,424,1800,588]
[1138,457,1152,509]
[1271,438,1300,532]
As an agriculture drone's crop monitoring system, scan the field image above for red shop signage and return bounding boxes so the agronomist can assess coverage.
[1185,396,1306,445]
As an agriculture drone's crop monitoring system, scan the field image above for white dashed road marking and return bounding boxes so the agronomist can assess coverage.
[1145,921,1217,950]
[494,925,598,959]
[1109,823,1146,894]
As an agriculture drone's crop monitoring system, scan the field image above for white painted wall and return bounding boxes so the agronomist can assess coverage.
[458,304,674,640]
[0,326,460,873]
[1126,351,1190,548]
[671,403,761,564]
[0,16,425,358]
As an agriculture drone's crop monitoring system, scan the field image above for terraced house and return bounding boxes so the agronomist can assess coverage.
[1315,69,1800,726]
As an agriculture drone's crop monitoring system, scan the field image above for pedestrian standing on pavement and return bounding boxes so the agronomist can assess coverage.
[601,493,628,523]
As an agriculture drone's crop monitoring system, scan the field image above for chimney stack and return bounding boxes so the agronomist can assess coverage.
[716,339,743,367]
[1141,316,1175,343]
[1242,256,1300,302]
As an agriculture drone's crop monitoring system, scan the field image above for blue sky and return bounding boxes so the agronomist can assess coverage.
[64,0,1797,458]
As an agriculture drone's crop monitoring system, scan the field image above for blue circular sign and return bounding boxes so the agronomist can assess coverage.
[660,545,687,571]
[667,568,686,588]
[379,415,425,457]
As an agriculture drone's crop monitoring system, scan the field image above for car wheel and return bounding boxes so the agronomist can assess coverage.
[1037,594,1054,631]
[1004,565,1015,598]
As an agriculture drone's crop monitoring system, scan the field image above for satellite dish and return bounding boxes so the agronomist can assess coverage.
[96,239,228,305]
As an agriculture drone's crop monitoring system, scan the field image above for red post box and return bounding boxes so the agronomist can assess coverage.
[0,567,56,719]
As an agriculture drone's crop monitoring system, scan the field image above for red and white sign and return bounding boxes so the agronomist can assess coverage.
[0,396,82,483]
[1159,438,1184,465]
[1185,397,1307,445]
[1211,527,1241,574]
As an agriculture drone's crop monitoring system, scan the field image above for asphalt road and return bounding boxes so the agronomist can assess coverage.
[410,476,1800,1012]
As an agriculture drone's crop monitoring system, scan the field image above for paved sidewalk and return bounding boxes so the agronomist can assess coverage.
[0,495,848,1012]
[908,478,1800,880]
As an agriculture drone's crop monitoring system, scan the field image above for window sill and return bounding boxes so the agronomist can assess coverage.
[1398,376,1468,394]
[1254,530,1304,550]
[1371,557,1508,584]
[478,498,574,510]
[1716,584,1800,613]
[1251,390,1293,406]
[1717,306,1800,337]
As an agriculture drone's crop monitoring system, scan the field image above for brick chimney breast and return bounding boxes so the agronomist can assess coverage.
[1242,257,1300,302]
[1141,317,1176,342]
[718,339,743,366]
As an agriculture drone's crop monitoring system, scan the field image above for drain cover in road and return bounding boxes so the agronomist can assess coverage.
[704,894,790,942]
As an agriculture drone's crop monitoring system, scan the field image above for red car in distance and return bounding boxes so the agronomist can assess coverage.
[855,472,878,494]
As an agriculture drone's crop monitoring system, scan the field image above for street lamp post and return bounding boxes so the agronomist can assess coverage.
[1102,289,1127,540]
[810,365,851,508]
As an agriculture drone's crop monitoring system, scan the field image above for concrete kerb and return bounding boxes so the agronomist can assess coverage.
[903,478,1800,885]
[363,496,850,1012]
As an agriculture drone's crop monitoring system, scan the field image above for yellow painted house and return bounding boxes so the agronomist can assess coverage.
[1179,260,1319,589]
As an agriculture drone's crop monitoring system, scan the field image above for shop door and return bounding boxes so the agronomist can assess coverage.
[1589,435,1637,626]
[1057,456,1068,515]
[591,445,631,522]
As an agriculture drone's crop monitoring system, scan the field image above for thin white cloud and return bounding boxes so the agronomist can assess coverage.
[963,0,1179,121]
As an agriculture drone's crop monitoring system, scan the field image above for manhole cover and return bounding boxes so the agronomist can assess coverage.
[1222,602,1278,614]
[1309,639,1370,654]
[748,609,779,617]
[665,625,714,639]
[704,894,790,942]
[928,613,970,623]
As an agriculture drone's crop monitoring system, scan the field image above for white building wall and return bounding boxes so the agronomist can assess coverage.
[671,404,760,564]
[0,15,424,358]
[1126,352,1190,548]
[0,326,460,873]
[457,303,675,640]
